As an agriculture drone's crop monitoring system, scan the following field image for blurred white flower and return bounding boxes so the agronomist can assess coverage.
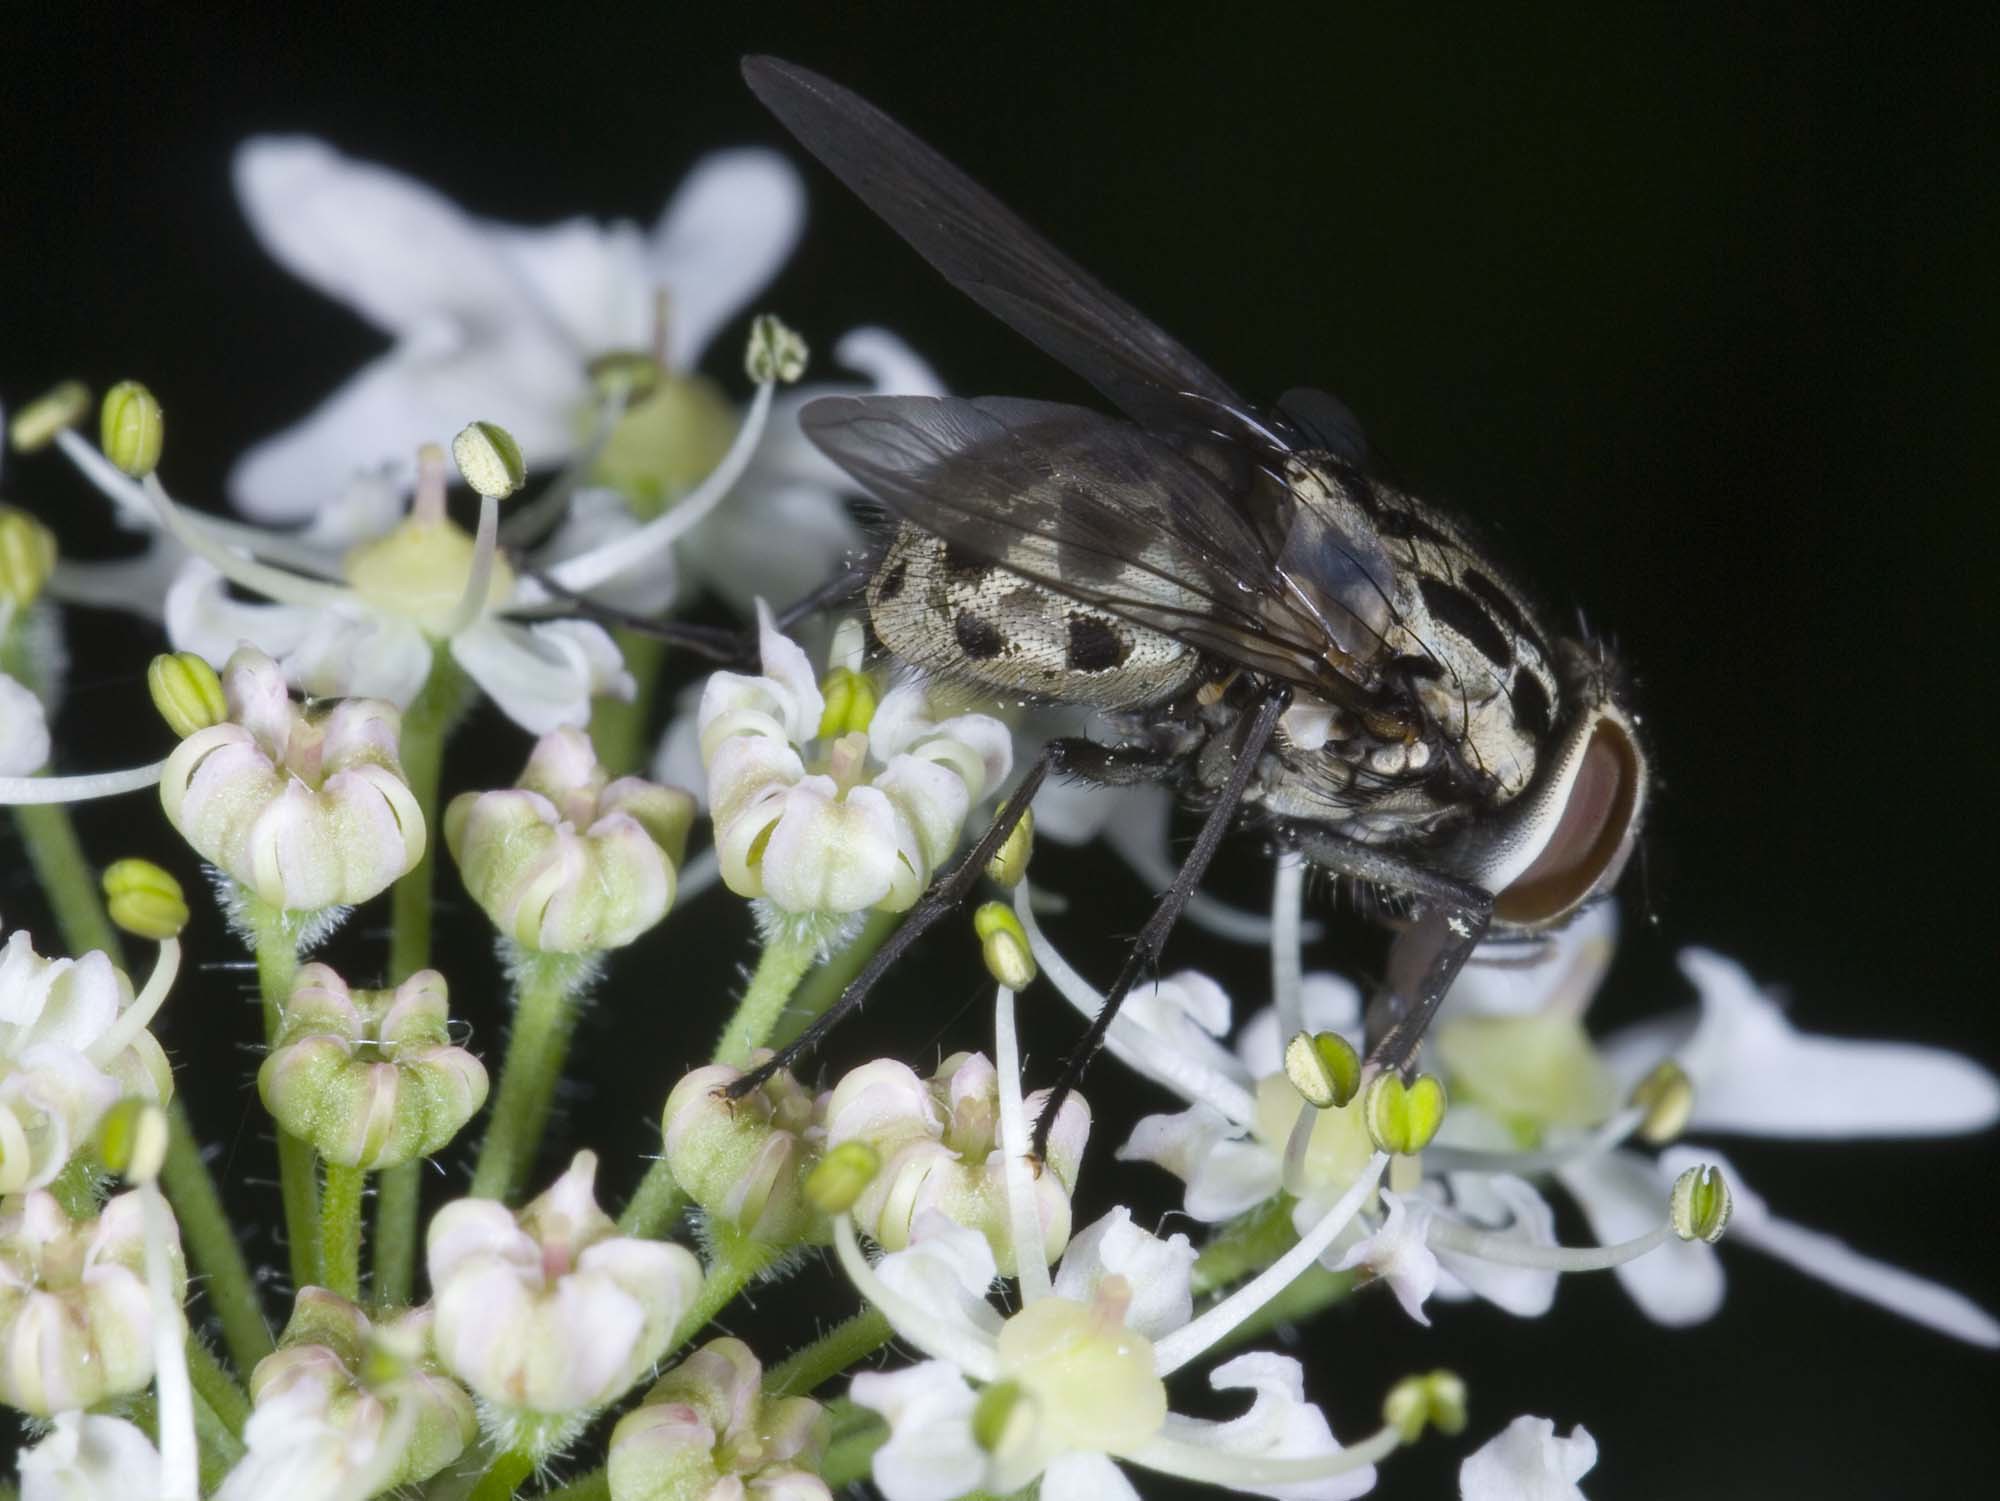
[0,671,49,775]
[1458,1417,1596,1501]
[15,1412,163,1501]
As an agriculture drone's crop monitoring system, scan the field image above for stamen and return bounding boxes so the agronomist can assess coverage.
[411,443,448,523]
[1279,1098,1318,1198]
[993,985,1052,1304]
[1013,881,1257,1127]
[1133,1419,1402,1489]
[498,398,623,549]
[1271,854,1305,1044]
[86,937,180,1066]
[830,1211,1001,1381]
[1423,1106,1645,1176]
[139,472,354,611]
[437,492,501,639]
[1102,813,1321,946]
[0,761,167,803]
[1152,1150,1389,1375]
[526,379,775,598]
[1425,1213,1670,1272]
[141,1180,199,1500]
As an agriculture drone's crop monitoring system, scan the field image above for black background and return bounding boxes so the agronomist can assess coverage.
[4,5,1994,1497]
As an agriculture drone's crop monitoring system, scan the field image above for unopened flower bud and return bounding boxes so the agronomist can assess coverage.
[806,1140,879,1215]
[102,858,189,941]
[451,420,525,499]
[1363,1072,1448,1156]
[1382,1369,1468,1444]
[1284,1029,1362,1110]
[816,667,878,739]
[259,965,489,1170]
[99,380,164,478]
[746,314,808,385]
[0,1190,184,1415]
[974,901,1036,990]
[662,1060,821,1244]
[970,1378,1032,1455]
[247,1288,476,1492]
[95,1098,168,1184]
[446,728,694,953]
[147,650,228,738]
[1631,1059,1695,1146]
[587,350,667,407]
[1670,1163,1732,1243]
[610,1337,831,1501]
[984,808,1034,890]
[0,507,57,607]
[429,1153,702,1437]
[8,379,89,452]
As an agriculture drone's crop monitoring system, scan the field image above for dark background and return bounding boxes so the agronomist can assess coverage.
[4,5,1994,1497]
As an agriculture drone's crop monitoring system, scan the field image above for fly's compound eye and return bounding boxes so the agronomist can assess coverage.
[1493,708,1646,927]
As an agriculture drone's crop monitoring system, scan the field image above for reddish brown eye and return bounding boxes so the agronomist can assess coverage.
[1495,715,1643,926]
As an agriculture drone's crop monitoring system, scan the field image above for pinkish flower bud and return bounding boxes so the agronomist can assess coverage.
[609,1337,831,1501]
[661,1058,822,1245]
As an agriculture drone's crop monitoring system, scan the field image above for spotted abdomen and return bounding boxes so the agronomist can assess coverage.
[868,524,1200,706]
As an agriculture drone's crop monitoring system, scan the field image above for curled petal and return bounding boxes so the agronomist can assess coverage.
[1556,1150,1722,1327]
[1051,1207,1196,1341]
[1458,1416,1597,1501]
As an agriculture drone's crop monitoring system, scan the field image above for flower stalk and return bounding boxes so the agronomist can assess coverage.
[713,932,819,1068]
[469,950,596,1201]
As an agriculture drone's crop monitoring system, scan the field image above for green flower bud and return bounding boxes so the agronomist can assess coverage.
[1363,1072,1448,1156]
[102,858,189,941]
[147,650,228,738]
[8,380,90,452]
[805,1140,880,1215]
[610,1338,830,1501]
[1630,1059,1695,1146]
[99,381,164,478]
[1284,1029,1362,1110]
[1382,1369,1468,1444]
[588,374,736,518]
[0,507,58,607]
[816,666,879,738]
[451,419,525,499]
[586,350,667,407]
[94,1098,168,1184]
[1670,1163,1732,1243]
[745,313,808,384]
[662,1059,822,1244]
[984,808,1035,890]
[974,901,1037,990]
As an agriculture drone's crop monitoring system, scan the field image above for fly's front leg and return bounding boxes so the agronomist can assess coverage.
[518,560,871,663]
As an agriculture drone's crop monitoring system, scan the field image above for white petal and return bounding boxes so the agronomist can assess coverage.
[1041,1453,1142,1501]
[451,618,628,735]
[1458,1416,1597,1501]
[164,557,322,666]
[1607,949,2000,1139]
[1433,1175,1559,1319]
[648,149,805,369]
[0,673,51,776]
[849,1363,989,1501]
[874,1211,1005,1342]
[751,328,948,492]
[284,608,435,707]
[49,543,186,620]
[1450,903,1617,1020]
[1051,1207,1197,1340]
[1152,1351,1370,1501]
[1556,1150,1723,1326]
[1658,1146,2000,1346]
[535,489,682,616]
[1334,1191,1440,1325]
[492,214,654,354]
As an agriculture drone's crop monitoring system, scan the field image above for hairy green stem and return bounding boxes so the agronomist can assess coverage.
[468,1447,538,1501]
[11,801,122,963]
[672,1222,780,1352]
[277,1133,321,1293]
[615,1158,684,1240]
[247,896,319,1291]
[246,898,308,1044]
[765,1306,894,1398]
[388,656,466,985]
[817,1399,889,1489]
[190,1382,246,1492]
[1191,1193,1303,1297]
[373,1161,421,1311]
[1211,1264,1356,1352]
[470,951,593,1202]
[186,1335,251,1436]
[769,908,901,1051]
[320,1161,366,1301]
[164,1099,273,1370]
[713,934,818,1068]
[538,1469,610,1501]
[588,627,666,775]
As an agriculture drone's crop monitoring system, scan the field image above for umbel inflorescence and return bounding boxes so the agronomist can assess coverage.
[0,130,1995,1501]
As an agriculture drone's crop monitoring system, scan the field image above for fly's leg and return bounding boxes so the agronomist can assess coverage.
[518,560,872,663]
[1285,828,1494,1078]
[1028,688,1290,1160]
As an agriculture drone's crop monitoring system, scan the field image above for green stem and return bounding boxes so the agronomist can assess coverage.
[190,1382,246,1492]
[185,1335,251,1436]
[769,909,900,1052]
[1207,1264,1355,1352]
[468,1447,538,1501]
[588,627,666,775]
[615,1158,684,1240]
[672,1223,781,1352]
[245,896,320,1291]
[765,1306,894,1398]
[1191,1193,1303,1296]
[537,1470,610,1501]
[320,1161,366,1301]
[470,951,592,1202]
[246,898,307,1044]
[713,935,818,1068]
[278,1132,321,1293]
[372,1160,421,1311]
[163,1098,273,1370]
[818,1399,889,1489]
[388,655,466,986]
[10,801,123,963]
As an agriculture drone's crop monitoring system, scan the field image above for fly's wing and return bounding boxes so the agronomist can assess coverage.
[743,57,1256,436]
[807,393,1388,698]
[1276,387,1371,467]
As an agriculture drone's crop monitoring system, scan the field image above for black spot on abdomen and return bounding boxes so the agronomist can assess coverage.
[1461,568,1552,665]
[1375,505,1458,551]
[1065,613,1129,673]
[941,541,992,582]
[953,610,1006,660]
[1509,668,1552,739]
[875,559,908,601]
[1419,575,1513,668]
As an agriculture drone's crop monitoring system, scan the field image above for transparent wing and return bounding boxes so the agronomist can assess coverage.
[806,393,1387,696]
[744,56,1255,435]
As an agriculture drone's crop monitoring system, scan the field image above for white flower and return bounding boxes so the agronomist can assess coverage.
[0,671,49,775]
[226,138,803,516]
[15,1412,163,1501]
[699,610,1011,930]
[1458,1417,1597,1501]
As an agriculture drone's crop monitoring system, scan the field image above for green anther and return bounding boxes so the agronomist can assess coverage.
[147,650,228,738]
[0,507,58,607]
[1381,1369,1467,1444]
[451,420,526,499]
[1670,1163,1732,1243]
[1630,1059,1695,1145]
[746,313,809,384]
[805,1140,880,1215]
[586,350,667,406]
[97,1098,170,1184]
[8,379,90,452]
[970,1378,1030,1454]
[817,667,879,738]
[100,380,164,478]
[974,901,1037,990]
[1284,1029,1362,1110]
[984,808,1034,890]
[103,858,190,940]
[1363,1072,1448,1156]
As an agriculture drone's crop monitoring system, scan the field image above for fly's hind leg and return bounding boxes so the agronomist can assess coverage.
[520,559,872,663]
